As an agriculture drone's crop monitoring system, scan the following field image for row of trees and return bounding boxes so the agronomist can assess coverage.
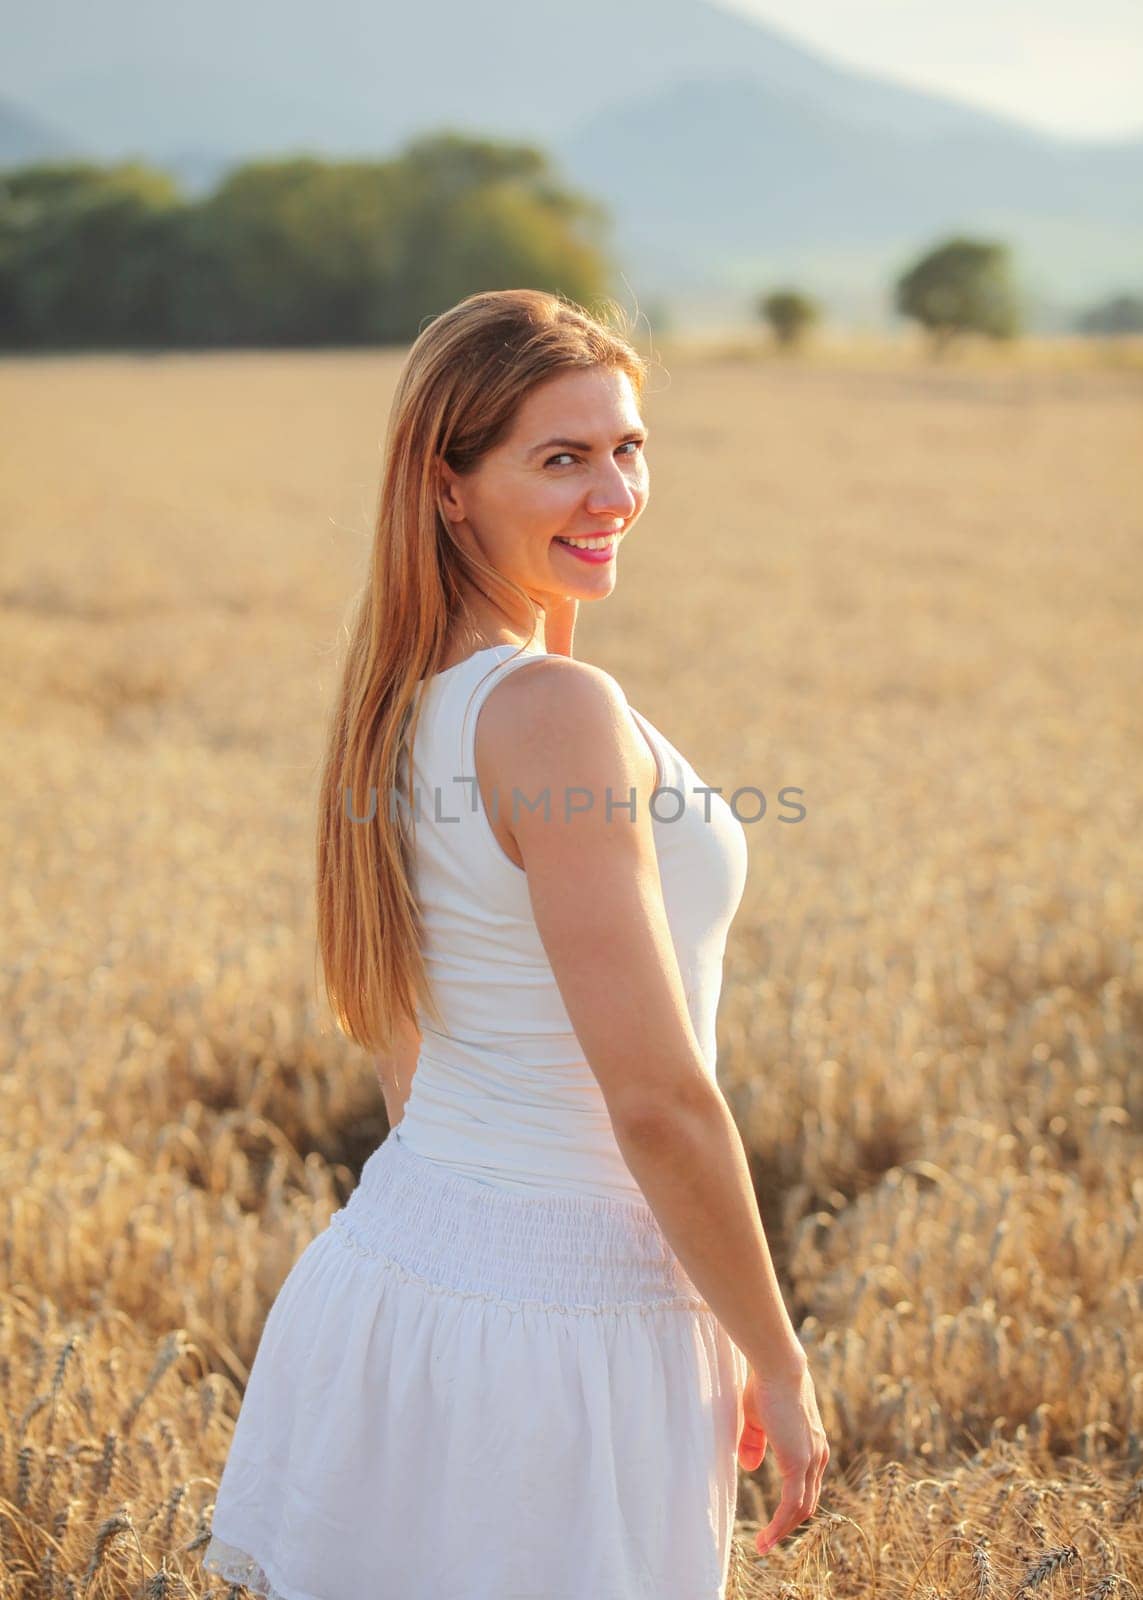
[0,133,614,349]
[760,242,1143,352]
[2,130,1139,350]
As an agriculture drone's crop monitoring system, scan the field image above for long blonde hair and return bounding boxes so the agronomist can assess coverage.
[314,288,649,1055]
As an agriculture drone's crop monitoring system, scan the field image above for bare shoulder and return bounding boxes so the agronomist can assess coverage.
[478,655,634,769]
[485,653,625,719]
[475,655,655,842]
[474,655,703,1132]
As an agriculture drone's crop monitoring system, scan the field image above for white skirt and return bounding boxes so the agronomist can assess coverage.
[201,1128,749,1600]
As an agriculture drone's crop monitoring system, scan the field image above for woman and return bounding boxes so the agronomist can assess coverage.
[202,288,828,1599]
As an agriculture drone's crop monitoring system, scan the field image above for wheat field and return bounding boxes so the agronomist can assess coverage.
[0,335,1140,1598]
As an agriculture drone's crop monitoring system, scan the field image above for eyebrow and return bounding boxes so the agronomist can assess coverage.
[527,427,650,458]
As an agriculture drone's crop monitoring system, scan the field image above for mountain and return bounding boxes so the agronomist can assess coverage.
[4,0,1086,160]
[0,94,86,168]
[551,74,1143,326]
[2,0,1139,328]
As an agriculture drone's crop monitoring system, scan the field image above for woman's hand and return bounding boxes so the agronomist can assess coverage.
[738,1361,830,1556]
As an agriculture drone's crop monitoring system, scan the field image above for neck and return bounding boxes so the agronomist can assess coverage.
[446,593,577,660]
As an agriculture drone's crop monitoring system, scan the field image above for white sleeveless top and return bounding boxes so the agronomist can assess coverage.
[393,643,749,1200]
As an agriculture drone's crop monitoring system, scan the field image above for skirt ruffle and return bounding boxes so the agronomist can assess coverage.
[202,1129,748,1600]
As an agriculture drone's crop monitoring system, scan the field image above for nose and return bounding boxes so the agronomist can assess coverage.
[584,459,640,519]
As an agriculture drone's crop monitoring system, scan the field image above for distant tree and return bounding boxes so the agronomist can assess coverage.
[1074,292,1143,336]
[0,161,183,347]
[167,134,614,346]
[757,287,819,350]
[894,236,1021,355]
[0,134,619,348]
[170,156,409,345]
[376,131,612,343]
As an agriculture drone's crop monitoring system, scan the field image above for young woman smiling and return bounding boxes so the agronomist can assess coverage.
[202,288,828,1600]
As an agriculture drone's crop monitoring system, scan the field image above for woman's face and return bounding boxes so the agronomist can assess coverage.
[438,365,650,615]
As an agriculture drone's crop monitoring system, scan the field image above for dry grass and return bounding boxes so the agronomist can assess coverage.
[0,338,1139,1597]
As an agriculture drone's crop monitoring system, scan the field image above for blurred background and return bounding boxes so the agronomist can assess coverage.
[1,4,1141,1598]
[1,0,1142,343]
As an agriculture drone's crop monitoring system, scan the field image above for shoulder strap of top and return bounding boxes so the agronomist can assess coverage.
[457,647,551,790]
[452,647,669,793]
[459,650,670,810]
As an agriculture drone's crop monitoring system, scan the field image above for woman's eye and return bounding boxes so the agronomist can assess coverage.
[545,442,644,469]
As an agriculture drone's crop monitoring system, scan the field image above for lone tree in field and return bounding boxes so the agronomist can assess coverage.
[1075,291,1143,335]
[757,287,819,350]
[894,236,1021,355]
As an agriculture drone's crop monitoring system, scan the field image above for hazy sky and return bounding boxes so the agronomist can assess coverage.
[718,0,1143,141]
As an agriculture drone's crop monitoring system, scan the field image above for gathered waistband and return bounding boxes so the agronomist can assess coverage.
[327,1130,709,1315]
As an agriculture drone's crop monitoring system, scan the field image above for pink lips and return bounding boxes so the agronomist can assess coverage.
[553,536,618,565]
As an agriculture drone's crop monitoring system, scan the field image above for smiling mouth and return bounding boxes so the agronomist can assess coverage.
[552,534,621,564]
[552,532,623,549]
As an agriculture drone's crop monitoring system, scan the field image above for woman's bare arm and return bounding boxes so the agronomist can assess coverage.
[374,1009,423,1129]
[477,658,830,1555]
[475,658,806,1380]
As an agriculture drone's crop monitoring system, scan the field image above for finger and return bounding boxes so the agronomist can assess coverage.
[814,1446,832,1513]
[806,1467,821,1519]
[806,1442,828,1503]
[810,1451,828,1515]
[756,1466,813,1553]
[737,1420,767,1472]
[797,1465,818,1525]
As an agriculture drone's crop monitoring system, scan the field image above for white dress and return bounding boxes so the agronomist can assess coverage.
[202,643,751,1600]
